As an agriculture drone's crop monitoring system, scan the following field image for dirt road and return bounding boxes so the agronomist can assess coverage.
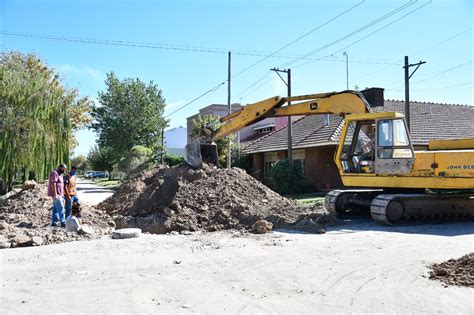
[76,178,115,206]
[1,219,472,313]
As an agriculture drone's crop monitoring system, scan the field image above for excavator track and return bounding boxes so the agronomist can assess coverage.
[370,193,474,225]
[325,189,382,218]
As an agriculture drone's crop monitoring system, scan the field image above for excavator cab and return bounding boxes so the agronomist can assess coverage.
[338,113,415,175]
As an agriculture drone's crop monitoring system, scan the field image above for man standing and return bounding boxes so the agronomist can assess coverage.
[48,164,67,227]
[64,165,79,219]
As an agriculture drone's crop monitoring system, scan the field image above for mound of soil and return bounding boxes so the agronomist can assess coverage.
[429,253,474,287]
[0,184,114,249]
[99,164,337,234]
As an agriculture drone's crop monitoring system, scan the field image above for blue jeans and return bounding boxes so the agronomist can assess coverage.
[51,197,65,226]
[65,195,79,218]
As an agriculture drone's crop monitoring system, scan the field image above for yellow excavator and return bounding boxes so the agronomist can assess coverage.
[185,90,474,224]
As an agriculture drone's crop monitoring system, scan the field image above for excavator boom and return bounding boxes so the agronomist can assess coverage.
[185,90,371,167]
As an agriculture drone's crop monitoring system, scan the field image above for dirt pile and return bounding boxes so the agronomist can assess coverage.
[0,184,114,249]
[429,253,473,287]
[99,164,337,234]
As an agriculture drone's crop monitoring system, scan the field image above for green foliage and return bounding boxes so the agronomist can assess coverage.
[0,51,90,193]
[117,145,153,175]
[270,159,304,195]
[190,114,234,167]
[90,72,168,164]
[231,151,253,173]
[164,153,185,166]
[87,145,114,173]
[70,155,87,170]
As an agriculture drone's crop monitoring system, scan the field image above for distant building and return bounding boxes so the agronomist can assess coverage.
[164,126,187,156]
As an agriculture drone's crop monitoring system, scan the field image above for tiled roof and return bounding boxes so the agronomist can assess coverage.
[243,100,474,154]
[376,100,474,145]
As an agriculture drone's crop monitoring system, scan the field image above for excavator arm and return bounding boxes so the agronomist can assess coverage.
[185,90,372,167]
[212,90,371,141]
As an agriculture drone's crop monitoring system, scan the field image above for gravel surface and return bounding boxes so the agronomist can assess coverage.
[1,220,472,313]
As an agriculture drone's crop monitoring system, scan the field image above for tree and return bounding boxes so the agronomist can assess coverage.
[190,114,234,166]
[90,72,168,164]
[70,155,87,170]
[0,51,90,193]
[117,145,153,175]
[87,145,114,173]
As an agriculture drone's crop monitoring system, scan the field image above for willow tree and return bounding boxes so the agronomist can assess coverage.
[0,51,91,193]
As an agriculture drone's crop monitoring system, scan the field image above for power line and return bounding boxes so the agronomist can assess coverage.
[294,0,432,69]
[353,25,472,83]
[385,81,472,92]
[0,30,399,66]
[234,0,419,98]
[280,0,417,69]
[412,60,473,84]
[164,81,226,118]
[231,0,366,79]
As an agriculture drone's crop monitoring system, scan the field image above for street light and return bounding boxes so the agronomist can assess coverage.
[343,51,349,90]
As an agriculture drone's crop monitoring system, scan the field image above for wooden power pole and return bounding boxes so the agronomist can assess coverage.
[271,67,292,163]
[404,56,426,131]
[227,51,232,168]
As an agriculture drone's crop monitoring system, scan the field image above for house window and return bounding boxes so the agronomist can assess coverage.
[293,149,305,175]
[258,127,274,134]
[264,152,278,177]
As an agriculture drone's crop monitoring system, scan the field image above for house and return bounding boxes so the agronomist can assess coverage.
[186,103,299,146]
[164,126,187,156]
[242,88,474,190]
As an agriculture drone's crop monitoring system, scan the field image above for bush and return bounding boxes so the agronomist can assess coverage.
[232,153,252,173]
[109,170,126,180]
[164,154,185,166]
[270,159,304,195]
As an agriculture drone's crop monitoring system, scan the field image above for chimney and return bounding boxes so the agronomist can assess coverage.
[361,87,384,107]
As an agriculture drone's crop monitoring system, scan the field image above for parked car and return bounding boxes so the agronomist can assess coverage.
[84,171,108,179]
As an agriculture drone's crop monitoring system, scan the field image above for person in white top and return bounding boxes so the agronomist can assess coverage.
[65,205,84,234]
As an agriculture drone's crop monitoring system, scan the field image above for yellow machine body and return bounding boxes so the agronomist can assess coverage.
[335,112,474,190]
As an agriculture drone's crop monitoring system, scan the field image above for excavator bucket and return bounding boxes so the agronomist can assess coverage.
[184,141,219,168]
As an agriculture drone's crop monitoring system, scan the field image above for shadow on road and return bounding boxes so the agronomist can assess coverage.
[277,217,474,237]
[328,218,474,237]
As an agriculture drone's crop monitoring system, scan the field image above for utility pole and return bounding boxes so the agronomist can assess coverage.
[343,51,349,90]
[271,67,292,163]
[161,128,164,165]
[404,56,426,131]
[227,51,232,168]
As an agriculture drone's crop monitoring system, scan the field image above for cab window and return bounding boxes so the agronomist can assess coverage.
[377,119,412,159]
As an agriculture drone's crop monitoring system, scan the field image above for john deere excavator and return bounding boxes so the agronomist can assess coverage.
[185,90,474,225]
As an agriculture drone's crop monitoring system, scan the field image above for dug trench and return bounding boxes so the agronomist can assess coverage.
[98,163,338,235]
[0,182,114,249]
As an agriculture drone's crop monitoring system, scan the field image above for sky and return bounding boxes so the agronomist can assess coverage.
[1,0,472,156]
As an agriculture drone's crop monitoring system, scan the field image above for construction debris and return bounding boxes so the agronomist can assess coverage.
[0,184,113,249]
[429,253,474,287]
[99,164,338,234]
